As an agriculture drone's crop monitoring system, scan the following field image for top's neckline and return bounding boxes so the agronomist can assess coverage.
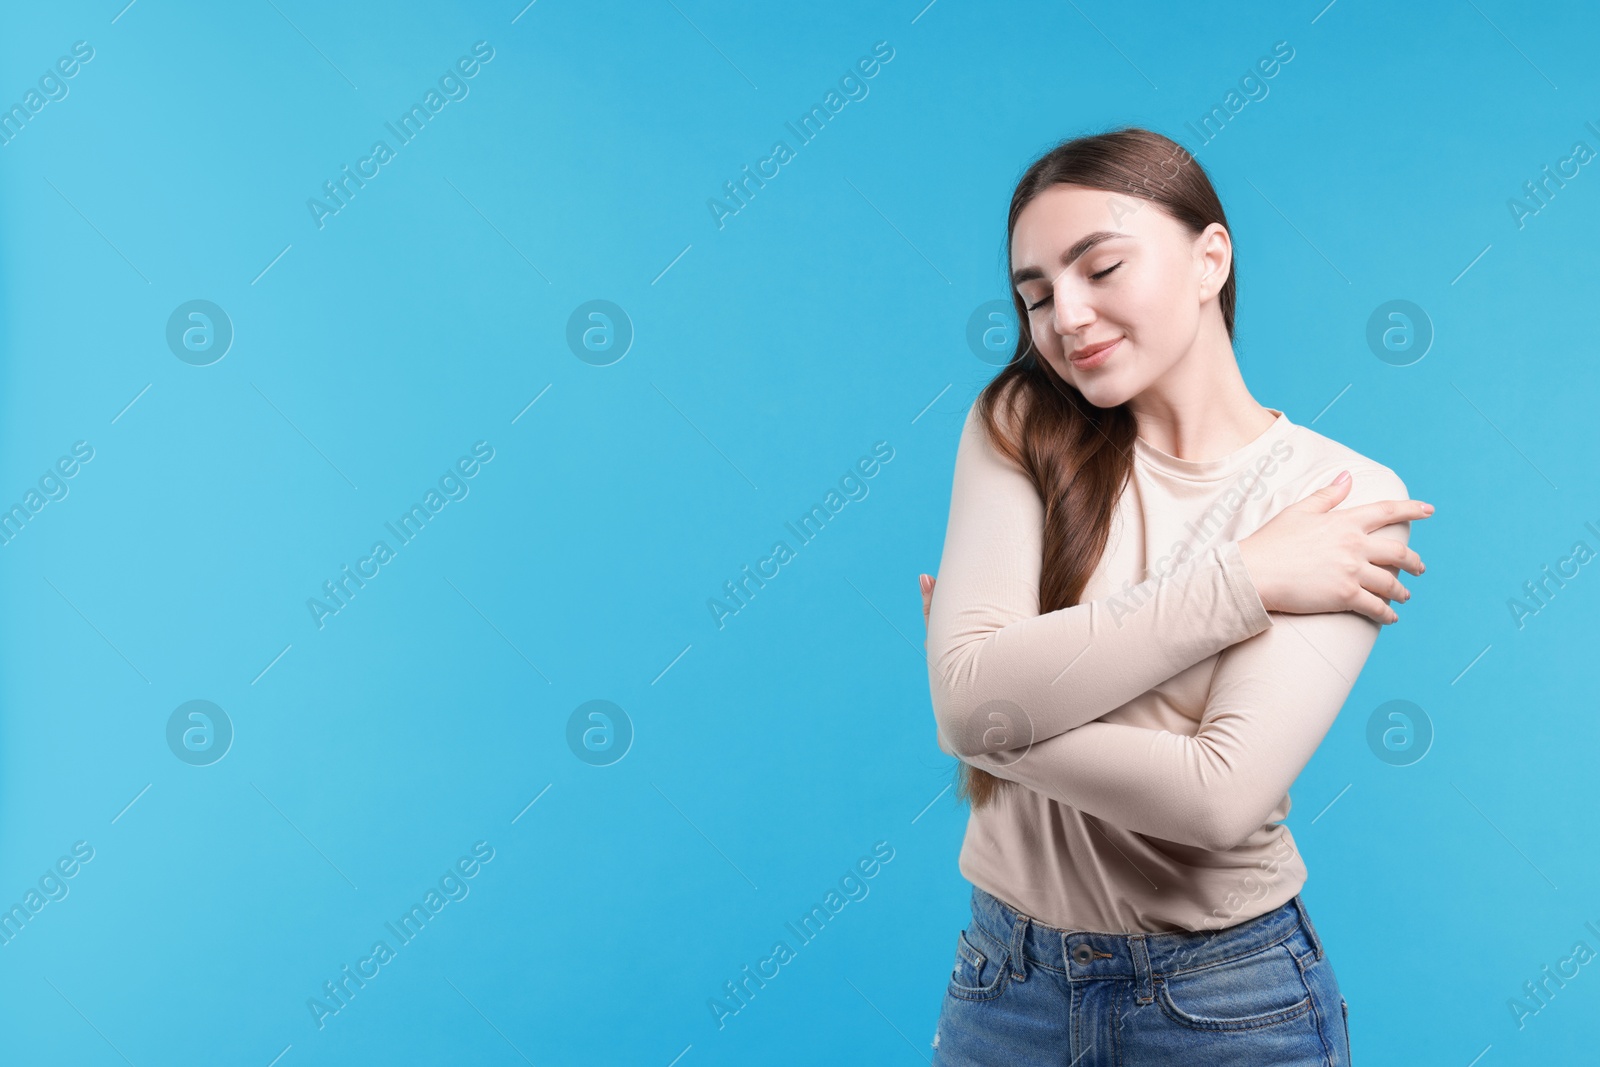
[1132,408,1294,482]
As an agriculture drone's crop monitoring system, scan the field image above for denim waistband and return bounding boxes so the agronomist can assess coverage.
[968,884,1324,998]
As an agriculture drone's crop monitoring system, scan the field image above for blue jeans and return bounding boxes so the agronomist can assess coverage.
[932,884,1351,1065]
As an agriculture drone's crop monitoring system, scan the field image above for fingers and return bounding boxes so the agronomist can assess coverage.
[1359,561,1409,605]
[1350,586,1400,625]
[1352,498,1435,533]
[1294,471,1354,513]
[1359,529,1426,576]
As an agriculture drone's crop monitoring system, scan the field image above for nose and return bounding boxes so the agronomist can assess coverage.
[1052,287,1094,337]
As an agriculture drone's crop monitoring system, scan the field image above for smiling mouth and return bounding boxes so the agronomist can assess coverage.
[1069,337,1121,368]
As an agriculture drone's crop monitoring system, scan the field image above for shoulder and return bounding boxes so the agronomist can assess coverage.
[1275,422,1408,506]
[957,385,1032,466]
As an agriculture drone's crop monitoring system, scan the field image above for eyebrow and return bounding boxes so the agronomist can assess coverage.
[1010,230,1130,286]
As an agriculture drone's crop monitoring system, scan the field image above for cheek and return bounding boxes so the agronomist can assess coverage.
[1119,266,1167,316]
[1025,311,1060,353]
[1118,267,1192,342]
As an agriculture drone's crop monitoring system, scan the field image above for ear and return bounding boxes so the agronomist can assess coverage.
[1194,222,1232,300]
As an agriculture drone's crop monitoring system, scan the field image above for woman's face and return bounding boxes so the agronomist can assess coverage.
[1009,183,1229,408]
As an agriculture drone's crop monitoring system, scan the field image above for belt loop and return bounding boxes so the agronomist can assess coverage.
[1129,934,1154,1004]
[1009,913,1031,982]
[1292,895,1324,959]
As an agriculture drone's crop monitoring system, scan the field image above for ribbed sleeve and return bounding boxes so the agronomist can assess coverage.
[925,401,1273,760]
[961,466,1411,850]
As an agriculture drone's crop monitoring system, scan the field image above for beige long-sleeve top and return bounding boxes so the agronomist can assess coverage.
[926,396,1410,933]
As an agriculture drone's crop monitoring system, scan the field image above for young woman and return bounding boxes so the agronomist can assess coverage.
[918,127,1433,1065]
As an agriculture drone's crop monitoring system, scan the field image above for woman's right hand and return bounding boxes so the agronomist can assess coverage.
[1236,471,1433,624]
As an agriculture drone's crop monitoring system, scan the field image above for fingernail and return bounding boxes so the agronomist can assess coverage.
[1335,470,1350,484]
[1422,503,1434,514]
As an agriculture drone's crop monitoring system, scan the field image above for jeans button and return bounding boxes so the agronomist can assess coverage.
[1072,943,1094,965]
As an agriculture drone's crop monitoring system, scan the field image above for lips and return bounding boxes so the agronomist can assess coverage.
[1069,337,1122,368]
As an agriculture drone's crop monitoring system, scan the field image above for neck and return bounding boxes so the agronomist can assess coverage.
[1127,327,1273,461]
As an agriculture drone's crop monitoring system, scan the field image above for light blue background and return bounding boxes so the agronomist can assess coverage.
[1,1,1596,1063]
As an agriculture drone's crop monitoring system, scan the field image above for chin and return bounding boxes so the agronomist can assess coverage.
[1070,375,1134,409]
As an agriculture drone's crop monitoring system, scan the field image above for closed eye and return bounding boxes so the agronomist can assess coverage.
[1023,262,1122,311]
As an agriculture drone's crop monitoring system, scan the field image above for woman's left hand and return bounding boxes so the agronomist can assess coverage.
[919,573,936,647]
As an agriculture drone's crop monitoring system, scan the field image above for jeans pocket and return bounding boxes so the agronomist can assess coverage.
[1156,941,1314,1031]
[947,924,1010,1002]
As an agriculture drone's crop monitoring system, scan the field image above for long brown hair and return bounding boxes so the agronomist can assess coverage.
[957,127,1238,810]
